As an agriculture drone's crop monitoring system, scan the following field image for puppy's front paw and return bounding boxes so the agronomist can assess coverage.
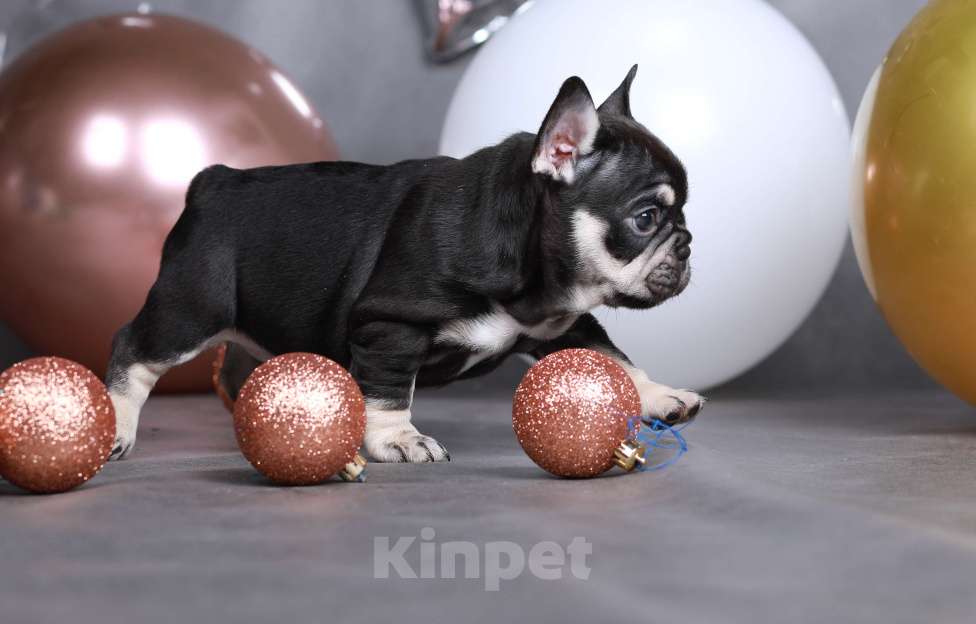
[648,388,705,425]
[365,427,450,463]
[614,362,705,427]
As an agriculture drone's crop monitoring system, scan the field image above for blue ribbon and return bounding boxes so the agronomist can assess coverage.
[626,417,690,471]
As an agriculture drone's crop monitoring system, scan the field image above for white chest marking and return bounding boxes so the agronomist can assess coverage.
[436,305,578,372]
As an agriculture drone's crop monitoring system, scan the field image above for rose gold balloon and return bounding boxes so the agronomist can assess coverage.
[512,349,641,478]
[0,14,338,392]
[233,353,366,486]
[0,356,115,493]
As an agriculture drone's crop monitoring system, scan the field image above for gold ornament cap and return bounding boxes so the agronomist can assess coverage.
[613,438,647,472]
[338,453,367,482]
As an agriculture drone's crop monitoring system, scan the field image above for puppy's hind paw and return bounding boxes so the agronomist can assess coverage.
[107,392,139,461]
[366,428,450,463]
[108,433,136,461]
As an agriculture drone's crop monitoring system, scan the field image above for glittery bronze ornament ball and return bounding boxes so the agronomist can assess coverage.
[513,349,641,478]
[0,357,115,493]
[233,353,366,486]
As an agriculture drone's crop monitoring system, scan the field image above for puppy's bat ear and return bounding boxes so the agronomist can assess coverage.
[598,64,638,117]
[531,76,599,185]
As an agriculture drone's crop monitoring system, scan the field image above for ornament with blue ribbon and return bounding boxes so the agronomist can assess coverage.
[616,416,690,472]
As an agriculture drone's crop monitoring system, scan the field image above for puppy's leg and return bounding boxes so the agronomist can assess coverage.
[106,321,224,460]
[349,321,448,462]
[532,313,704,424]
[106,266,233,459]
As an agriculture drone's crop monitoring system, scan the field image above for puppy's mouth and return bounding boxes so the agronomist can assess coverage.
[606,256,690,309]
[647,257,689,300]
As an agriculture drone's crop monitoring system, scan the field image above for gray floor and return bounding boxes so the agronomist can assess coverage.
[3,390,976,624]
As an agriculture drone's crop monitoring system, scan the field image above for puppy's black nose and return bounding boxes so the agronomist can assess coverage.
[674,229,692,260]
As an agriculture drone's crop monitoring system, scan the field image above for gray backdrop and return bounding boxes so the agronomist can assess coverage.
[0,0,934,395]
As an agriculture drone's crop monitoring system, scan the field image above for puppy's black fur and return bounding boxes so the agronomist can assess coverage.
[106,66,695,461]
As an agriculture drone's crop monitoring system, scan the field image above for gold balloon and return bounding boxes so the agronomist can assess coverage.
[853,0,976,404]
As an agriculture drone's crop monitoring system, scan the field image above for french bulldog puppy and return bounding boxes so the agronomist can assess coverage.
[105,65,703,462]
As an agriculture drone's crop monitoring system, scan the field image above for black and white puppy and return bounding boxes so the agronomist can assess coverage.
[105,65,703,462]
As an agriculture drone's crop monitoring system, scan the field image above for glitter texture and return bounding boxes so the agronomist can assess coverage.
[0,357,115,493]
[233,353,366,486]
[512,349,640,478]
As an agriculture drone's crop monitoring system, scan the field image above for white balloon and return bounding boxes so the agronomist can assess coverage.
[440,0,851,390]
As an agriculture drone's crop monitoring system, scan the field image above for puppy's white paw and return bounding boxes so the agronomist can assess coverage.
[109,419,137,461]
[612,360,705,425]
[365,405,449,463]
[108,392,139,461]
[647,387,705,425]
[365,427,450,463]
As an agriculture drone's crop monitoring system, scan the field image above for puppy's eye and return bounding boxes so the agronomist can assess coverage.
[631,209,657,234]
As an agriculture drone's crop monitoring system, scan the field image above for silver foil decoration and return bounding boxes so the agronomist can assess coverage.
[416,0,532,63]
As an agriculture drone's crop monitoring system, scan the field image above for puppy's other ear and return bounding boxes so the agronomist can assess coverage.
[531,76,599,184]
[598,64,638,117]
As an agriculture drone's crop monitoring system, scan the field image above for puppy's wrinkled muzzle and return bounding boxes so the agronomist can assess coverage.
[646,255,689,302]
